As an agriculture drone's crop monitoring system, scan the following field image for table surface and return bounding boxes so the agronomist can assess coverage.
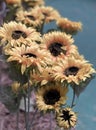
[46,0,96,130]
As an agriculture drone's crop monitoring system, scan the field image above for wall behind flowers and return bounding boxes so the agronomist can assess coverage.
[45,0,96,130]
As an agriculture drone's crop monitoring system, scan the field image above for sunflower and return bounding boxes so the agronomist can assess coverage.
[5,0,21,5]
[39,6,61,23]
[35,83,68,112]
[22,81,33,90]
[11,80,34,95]
[16,7,44,28]
[56,107,77,129]
[52,56,96,85]
[41,31,78,61]
[11,81,21,93]
[30,66,54,85]
[56,17,82,34]
[4,43,50,74]
[0,21,41,47]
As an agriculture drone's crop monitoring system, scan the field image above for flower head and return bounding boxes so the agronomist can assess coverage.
[56,107,77,129]
[39,6,61,23]
[36,84,68,112]
[0,21,41,47]
[30,66,54,85]
[5,0,21,5]
[16,7,44,28]
[41,31,77,61]
[4,43,49,74]
[56,17,82,34]
[11,81,21,93]
[52,56,96,85]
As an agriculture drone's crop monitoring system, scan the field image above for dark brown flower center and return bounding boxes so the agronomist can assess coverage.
[43,12,49,17]
[60,110,73,121]
[48,42,65,57]
[43,89,60,105]
[35,40,41,44]
[27,15,36,20]
[12,30,27,40]
[64,66,79,76]
[23,53,37,58]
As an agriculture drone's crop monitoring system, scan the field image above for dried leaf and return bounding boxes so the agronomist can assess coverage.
[71,75,95,97]
[0,85,21,112]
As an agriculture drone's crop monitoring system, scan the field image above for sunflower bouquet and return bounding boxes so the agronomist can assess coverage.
[0,0,95,130]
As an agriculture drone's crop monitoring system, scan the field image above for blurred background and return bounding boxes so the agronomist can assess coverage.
[45,0,96,130]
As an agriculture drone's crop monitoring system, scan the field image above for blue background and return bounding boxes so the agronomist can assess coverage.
[45,0,96,130]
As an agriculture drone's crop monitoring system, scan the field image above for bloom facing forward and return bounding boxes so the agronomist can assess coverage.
[56,107,77,129]
[0,21,41,47]
[52,56,95,85]
[41,31,78,61]
[4,43,50,74]
[36,84,68,112]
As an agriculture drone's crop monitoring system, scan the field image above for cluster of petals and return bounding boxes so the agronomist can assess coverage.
[56,107,77,129]
[35,83,68,112]
[5,0,21,5]
[16,6,44,27]
[39,6,61,23]
[51,56,96,85]
[40,31,78,62]
[4,43,51,74]
[56,17,82,34]
[30,66,54,86]
[0,21,42,48]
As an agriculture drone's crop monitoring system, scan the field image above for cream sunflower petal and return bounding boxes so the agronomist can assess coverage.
[21,64,26,74]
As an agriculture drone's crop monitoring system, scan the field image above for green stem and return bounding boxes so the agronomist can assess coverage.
[40,17,46,35]
[71,86,76,108]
